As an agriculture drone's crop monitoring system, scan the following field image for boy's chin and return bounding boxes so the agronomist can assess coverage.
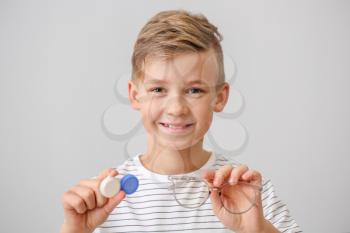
[157,137,201,151]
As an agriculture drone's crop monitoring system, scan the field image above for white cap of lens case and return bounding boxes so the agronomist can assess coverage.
[99,176,121,198]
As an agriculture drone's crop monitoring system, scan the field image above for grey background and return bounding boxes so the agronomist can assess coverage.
[1,0,349,232]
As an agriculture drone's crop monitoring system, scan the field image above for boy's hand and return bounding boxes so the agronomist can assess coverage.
[202,165,272,233]
[60,168,126,233]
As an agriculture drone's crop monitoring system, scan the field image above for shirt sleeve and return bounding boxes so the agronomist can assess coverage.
[261,179,302,233]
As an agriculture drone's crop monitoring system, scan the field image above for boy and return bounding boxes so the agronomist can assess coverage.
[60,10,301,233]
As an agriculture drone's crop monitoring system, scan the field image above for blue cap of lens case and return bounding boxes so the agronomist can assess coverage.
[120,174,139,194]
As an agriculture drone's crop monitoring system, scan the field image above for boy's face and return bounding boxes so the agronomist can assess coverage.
[128,51,229,151]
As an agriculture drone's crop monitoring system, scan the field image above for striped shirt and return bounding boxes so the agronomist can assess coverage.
[94,152,301,233]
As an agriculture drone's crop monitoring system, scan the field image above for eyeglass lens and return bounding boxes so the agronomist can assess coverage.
[173,179,257,214]
[173,179,210,208]
[220,182,257,214]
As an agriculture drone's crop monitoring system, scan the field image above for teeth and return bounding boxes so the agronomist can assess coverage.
[162,123,189,129]
[168,124,184,129]
[170,125,184,129]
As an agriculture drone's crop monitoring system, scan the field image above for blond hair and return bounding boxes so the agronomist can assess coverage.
[131,10,224,86]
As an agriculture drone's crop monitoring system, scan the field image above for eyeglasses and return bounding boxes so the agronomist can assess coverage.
[168,175,262,214]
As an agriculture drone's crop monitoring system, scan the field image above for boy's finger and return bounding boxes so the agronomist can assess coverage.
[214,165,232,187]
[79,179,107,208]
[80,168,120,207]
[102,190,126,214]
[97,168,118,180]
[201,169,215,181]
[62,191,88,214]
[69,185,96,210]
[229,165,249,184]
[241,169,262,185]
[209,187,223,216]
[241,170,264,211]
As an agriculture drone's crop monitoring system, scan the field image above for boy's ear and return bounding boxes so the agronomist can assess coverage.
[128,80,141,110]
[213,83,230,112]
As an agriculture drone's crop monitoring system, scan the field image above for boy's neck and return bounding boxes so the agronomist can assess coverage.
[139,139,211,175]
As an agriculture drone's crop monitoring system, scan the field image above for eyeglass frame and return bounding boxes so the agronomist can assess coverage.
[168,175,263,214]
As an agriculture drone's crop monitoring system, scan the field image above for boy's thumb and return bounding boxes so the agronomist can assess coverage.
[102,191,126,214]
[97,168,118,180]
[210,189,223,216]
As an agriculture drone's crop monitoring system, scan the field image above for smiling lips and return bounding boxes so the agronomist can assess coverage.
[159,122,194,134]
[159,122,194,128]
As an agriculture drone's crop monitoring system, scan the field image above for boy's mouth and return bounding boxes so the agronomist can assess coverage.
[159,122,194,129]
[158,122,195,135]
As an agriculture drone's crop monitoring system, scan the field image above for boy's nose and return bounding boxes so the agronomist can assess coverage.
[165,95,190,116]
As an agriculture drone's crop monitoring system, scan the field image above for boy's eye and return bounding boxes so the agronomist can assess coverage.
[150,87,165,93]
[187,88,204,94]
[148,87,204,95]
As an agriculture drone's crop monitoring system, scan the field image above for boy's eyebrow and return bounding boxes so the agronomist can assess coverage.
[144,79,208,85]
[143,79,168,85]
[187,80,208,85]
